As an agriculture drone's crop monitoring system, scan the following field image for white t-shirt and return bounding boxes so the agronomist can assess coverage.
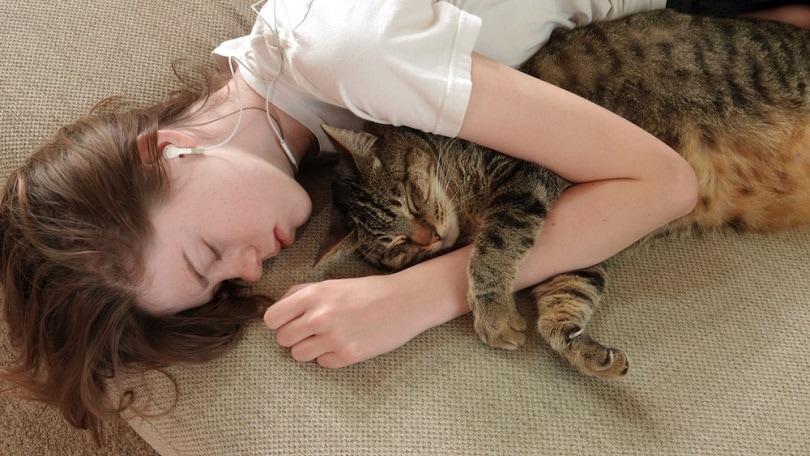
[212,0,666,162]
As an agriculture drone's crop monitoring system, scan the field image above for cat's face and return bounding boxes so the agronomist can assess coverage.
[318,125,460,271]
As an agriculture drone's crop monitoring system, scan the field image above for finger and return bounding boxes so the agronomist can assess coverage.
[281,282,313,300]
[263,284,313,330]
[316,352,349,369]
[288,335,329,363]
[274,313,318,348]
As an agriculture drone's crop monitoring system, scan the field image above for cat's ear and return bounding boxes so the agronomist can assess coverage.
[313,229,358,267]
[313,211,359,267]
[321,124,382,177]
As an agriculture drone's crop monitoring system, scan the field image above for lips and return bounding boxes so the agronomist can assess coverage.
[274,227,292,248]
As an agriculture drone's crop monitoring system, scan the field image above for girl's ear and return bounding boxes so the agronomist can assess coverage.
[135,130,198,164]
[135,131,156,165]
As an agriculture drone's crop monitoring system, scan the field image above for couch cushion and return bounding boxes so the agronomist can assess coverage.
[2,1,809,455]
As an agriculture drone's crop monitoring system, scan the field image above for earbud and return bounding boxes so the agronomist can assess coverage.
[164,144,206,160]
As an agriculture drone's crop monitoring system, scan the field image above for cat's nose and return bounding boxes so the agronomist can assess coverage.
[410,222,439,246]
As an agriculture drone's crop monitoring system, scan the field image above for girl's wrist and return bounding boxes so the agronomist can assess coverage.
[390,246,474,331]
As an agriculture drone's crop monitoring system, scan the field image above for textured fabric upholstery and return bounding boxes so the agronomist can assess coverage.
[1,1,808,454]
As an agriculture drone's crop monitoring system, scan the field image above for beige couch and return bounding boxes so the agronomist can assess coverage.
[2,1,809,455]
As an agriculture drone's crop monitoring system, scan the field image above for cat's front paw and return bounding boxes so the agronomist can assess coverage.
[471,303,527,350]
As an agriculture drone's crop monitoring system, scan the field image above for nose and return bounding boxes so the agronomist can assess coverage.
[234,247,264,283]
[410,220,441,246]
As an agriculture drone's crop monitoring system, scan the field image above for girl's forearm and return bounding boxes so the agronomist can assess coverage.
[395,176,694,331]
[739,5,810,29]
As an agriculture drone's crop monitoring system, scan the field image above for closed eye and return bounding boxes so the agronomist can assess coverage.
[204,239,222,261]
[404,193,421,217]
[203,239,224,299]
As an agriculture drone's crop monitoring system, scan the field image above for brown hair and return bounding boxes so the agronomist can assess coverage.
[0,60,273,446]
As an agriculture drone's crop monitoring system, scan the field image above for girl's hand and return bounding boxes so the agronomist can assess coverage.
[262,274,434,368]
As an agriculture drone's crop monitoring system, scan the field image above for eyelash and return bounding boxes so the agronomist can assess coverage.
[203,240,223,294]
[205,240,222,261]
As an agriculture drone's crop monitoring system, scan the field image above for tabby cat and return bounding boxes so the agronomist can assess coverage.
[316,10,810,379]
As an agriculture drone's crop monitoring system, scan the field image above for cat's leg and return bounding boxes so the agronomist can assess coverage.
[468,196,547,350]
[530,263,629,379]
[468,227,531,350]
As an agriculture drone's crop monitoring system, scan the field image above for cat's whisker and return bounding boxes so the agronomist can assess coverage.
[435,138,456,187]
[435,140,464,207]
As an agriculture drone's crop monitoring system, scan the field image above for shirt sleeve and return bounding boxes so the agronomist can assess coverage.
[607,0,667,19]
[596,0,668,21]
[288,1,482,138]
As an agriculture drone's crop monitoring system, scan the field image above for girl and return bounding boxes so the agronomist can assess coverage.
[2,0,807,443]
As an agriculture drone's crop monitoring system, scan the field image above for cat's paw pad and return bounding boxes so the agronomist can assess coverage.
[473,310,527,350]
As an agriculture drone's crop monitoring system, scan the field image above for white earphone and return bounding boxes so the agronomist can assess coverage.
[163,145,205,159]
[163,0,308,173]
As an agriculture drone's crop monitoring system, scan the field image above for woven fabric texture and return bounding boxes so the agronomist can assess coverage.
[1,1,808,455]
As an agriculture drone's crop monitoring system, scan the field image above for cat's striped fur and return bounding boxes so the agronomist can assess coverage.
[527,10,810,237]
[320,10,810,379]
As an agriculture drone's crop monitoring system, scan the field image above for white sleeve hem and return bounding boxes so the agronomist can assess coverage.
[613,0,668,19]
[433,10,482,138]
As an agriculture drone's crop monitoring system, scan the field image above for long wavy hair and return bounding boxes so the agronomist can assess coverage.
[0,60,273,446]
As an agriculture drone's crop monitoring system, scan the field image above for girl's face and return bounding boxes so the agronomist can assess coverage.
[138,146,312,316]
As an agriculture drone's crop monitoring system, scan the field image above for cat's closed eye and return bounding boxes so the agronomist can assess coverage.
[404,190,422,217]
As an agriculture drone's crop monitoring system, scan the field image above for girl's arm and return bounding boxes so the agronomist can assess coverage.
[263,53,698,369]
[460,52,697,196]
[454,52,698,273]
[739,4,810,28]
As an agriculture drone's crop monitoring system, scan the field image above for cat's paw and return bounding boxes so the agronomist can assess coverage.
[472,306,527,350]
[564,331,629,379]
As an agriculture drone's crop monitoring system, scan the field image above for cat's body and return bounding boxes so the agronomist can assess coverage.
[319,10,810,379]
[527,10,810,238]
